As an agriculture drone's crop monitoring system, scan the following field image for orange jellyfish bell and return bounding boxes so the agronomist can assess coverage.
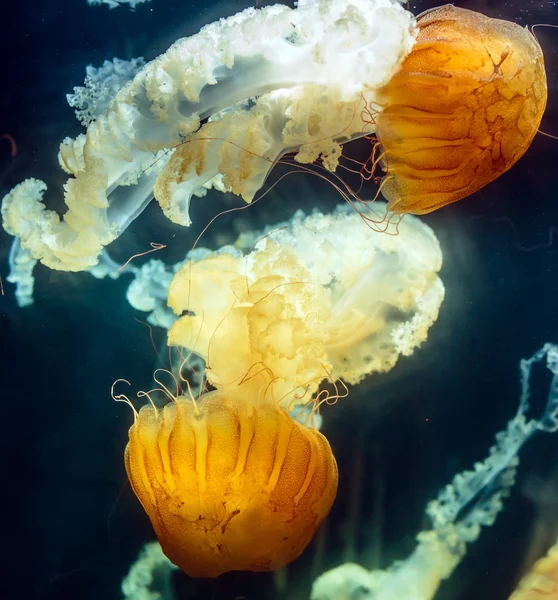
[509,540,558,599]
[375,4,547,214]
[125,391,338,578]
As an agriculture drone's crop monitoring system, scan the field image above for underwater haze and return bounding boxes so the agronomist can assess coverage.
[2,0,558,599]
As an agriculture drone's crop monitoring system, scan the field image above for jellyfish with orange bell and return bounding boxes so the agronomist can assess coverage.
[122,382,338,578]
[510,540,558,599]
[373,4,547,215]
[1,1,550,285]
[118,194,445,578]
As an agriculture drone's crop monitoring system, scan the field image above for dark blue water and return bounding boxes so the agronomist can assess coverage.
[1,0,558,599]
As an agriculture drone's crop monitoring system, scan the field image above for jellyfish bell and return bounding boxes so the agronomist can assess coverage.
[125,389,338,578]
[375,4,547,215]
[510,539,558,599]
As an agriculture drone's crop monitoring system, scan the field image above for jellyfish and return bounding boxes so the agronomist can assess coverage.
[510,539,558,599]
[1,0,546,293]
[375,5,547,215]
[121,201,443,577]
[125,389,338,578]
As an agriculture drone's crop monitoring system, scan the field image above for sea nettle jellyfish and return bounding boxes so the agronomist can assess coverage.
[125,389,338,578]
[121,201,444,578]
[375,4,547,214]
[510,539,558,599]
[1,0,547,283]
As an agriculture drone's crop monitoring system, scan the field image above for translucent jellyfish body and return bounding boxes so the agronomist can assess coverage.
[166,203,444,410]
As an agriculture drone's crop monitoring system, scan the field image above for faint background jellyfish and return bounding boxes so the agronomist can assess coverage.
[86,0,151,9]
[0,134,17,158]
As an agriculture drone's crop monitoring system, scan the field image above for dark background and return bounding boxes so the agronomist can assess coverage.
[1,0,558,598]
